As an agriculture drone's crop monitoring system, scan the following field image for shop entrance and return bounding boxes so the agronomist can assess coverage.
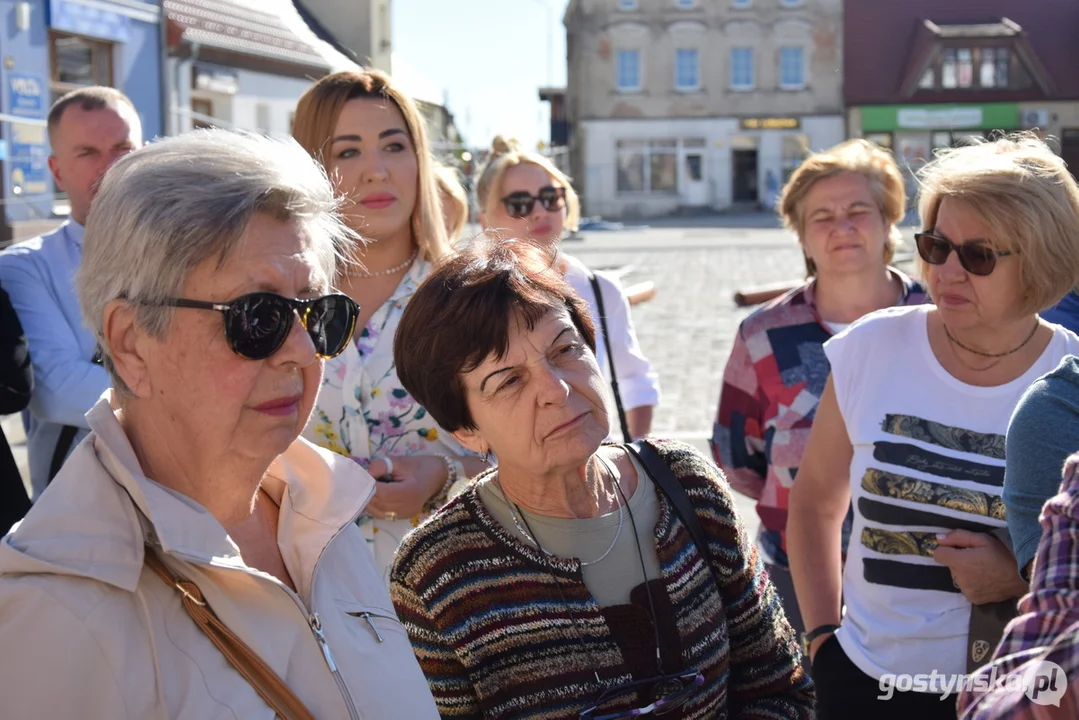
[1063,129,1079,183]
[732,149,758,203]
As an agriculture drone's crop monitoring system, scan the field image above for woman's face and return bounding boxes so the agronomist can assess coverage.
[800,172,890,276]
[452,308,609,476]
[927,196,1024,329]
[137,213,327,465]
[482,162,566,249]
[326,98,419,242]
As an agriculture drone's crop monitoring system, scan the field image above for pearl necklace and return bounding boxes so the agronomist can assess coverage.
[346,249,418,278]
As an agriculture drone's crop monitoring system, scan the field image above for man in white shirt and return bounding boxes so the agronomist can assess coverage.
[0,86,142,497]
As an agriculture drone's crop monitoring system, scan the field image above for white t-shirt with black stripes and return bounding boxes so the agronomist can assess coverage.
[824,304,1079,682]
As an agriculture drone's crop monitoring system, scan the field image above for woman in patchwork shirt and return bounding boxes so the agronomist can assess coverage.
[711,139,926,640]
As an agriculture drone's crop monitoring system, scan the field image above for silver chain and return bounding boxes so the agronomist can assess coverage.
[494,457,624,567]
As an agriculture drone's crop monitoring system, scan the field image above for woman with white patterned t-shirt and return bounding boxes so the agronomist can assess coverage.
[787,135,1079,719]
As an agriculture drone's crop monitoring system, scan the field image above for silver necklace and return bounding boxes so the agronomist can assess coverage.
[346,249,417,278]
[494,457,624,567]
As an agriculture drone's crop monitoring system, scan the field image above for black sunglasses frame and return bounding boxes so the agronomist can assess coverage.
[158,292,359,361]
[501,186,567,219]
[579,669,705,720]
[914,232,1014,277]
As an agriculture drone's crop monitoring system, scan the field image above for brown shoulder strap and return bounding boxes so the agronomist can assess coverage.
[143,547,318,720]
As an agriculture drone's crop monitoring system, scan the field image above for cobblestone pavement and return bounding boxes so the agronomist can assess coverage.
[568,223,807,438]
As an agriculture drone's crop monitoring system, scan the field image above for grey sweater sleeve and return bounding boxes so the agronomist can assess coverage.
[1003,357,1079,579]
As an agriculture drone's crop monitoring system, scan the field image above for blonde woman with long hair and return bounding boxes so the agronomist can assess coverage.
[293,70,489,581]
[476,136,660,440]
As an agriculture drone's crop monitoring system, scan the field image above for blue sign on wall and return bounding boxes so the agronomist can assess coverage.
[8,73,45,118]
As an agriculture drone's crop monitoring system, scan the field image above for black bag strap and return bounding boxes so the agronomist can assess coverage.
[49,424,79,483]
[587,270,632,442]
[625,440,719,588]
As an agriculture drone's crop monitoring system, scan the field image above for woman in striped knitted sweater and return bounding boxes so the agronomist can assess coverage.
[389,234,814,719]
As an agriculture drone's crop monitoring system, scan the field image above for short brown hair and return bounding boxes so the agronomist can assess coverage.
[916,133,1079,316]
[292,70,451,262]
[394,234,596,432]
[47,86,136,145]
[779,139,906,276]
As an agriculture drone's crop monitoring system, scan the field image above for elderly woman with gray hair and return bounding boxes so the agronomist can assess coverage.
[0,129,439,719]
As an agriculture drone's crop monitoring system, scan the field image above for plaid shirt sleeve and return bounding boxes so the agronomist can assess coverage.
[958,454,1079,719]
[711,325,768,500]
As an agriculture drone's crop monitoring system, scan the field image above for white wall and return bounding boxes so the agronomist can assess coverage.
[581,114,844,219]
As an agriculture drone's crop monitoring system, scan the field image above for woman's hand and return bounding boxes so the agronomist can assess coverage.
[933,529,1029,604]
[366,455,447,521]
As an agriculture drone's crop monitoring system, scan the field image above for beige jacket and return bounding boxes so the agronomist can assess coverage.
[0,395,439,719]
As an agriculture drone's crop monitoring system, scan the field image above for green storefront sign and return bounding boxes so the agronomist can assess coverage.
[861,103,1020,132]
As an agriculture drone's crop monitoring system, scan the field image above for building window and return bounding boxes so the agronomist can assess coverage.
[617,0,638,10]
[918,66,934,89]
[994,48,1010,87]
[730,47,754,89]
[941,48,957,88]
[781,135,808,182]
[675,49,699,91]
[779,46,804,89]
[616,50,641,91]
[780,0,802,6]
[732,0,751,6]
[191,98,214,129]
[256,103,271,134]
[957,48,973,88]
[617,140,678,194]
[676,0,698,7]
[49,31,114,103]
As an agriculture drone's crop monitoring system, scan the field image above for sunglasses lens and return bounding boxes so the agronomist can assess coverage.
[539,188,565,211]
[305,295,358,358]
[503,195,533,219]
[227,294,292,360]
[958,244,996,276]
[916,233,951,265]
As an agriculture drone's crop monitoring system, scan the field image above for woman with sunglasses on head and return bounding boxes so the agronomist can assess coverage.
[292,70,490,582]
[787,134,1079,719]
[711,140,927,657]
[476,136,660,441]
[387,234,814,719]
[0,130,439,718]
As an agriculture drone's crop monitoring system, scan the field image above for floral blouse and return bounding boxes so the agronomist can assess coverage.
[303,257,466,583]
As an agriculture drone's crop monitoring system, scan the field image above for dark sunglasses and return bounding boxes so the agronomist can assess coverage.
[579,670,705,719]
[501,186,567,219]
[157,292,359,360]
[914,232,1014,277]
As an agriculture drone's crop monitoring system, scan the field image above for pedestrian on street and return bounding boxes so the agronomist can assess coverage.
[0,129,440,719]
[788,133,1079,719]
[292,70,491,584]
[0,87,141,498]
[476,135,660,442]
[388,235,814,719]
[711,139,927,652]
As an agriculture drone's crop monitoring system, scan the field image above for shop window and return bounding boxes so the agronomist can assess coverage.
[781,135,808,182]
[49,31,114,104]
[865,133,894,150]
[256,103,272,134]
[616,140,678,194]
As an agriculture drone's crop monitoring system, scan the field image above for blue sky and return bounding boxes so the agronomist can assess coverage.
[392,0,569,153]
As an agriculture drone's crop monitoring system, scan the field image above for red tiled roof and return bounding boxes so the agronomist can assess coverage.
[844,0,1079,104]
[165,0,329,69]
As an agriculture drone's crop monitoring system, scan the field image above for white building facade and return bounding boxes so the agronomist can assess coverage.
[565,0,845,219]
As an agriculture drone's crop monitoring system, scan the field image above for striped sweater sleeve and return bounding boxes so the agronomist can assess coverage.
[661,440,814,718]
[390,579,483,719]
